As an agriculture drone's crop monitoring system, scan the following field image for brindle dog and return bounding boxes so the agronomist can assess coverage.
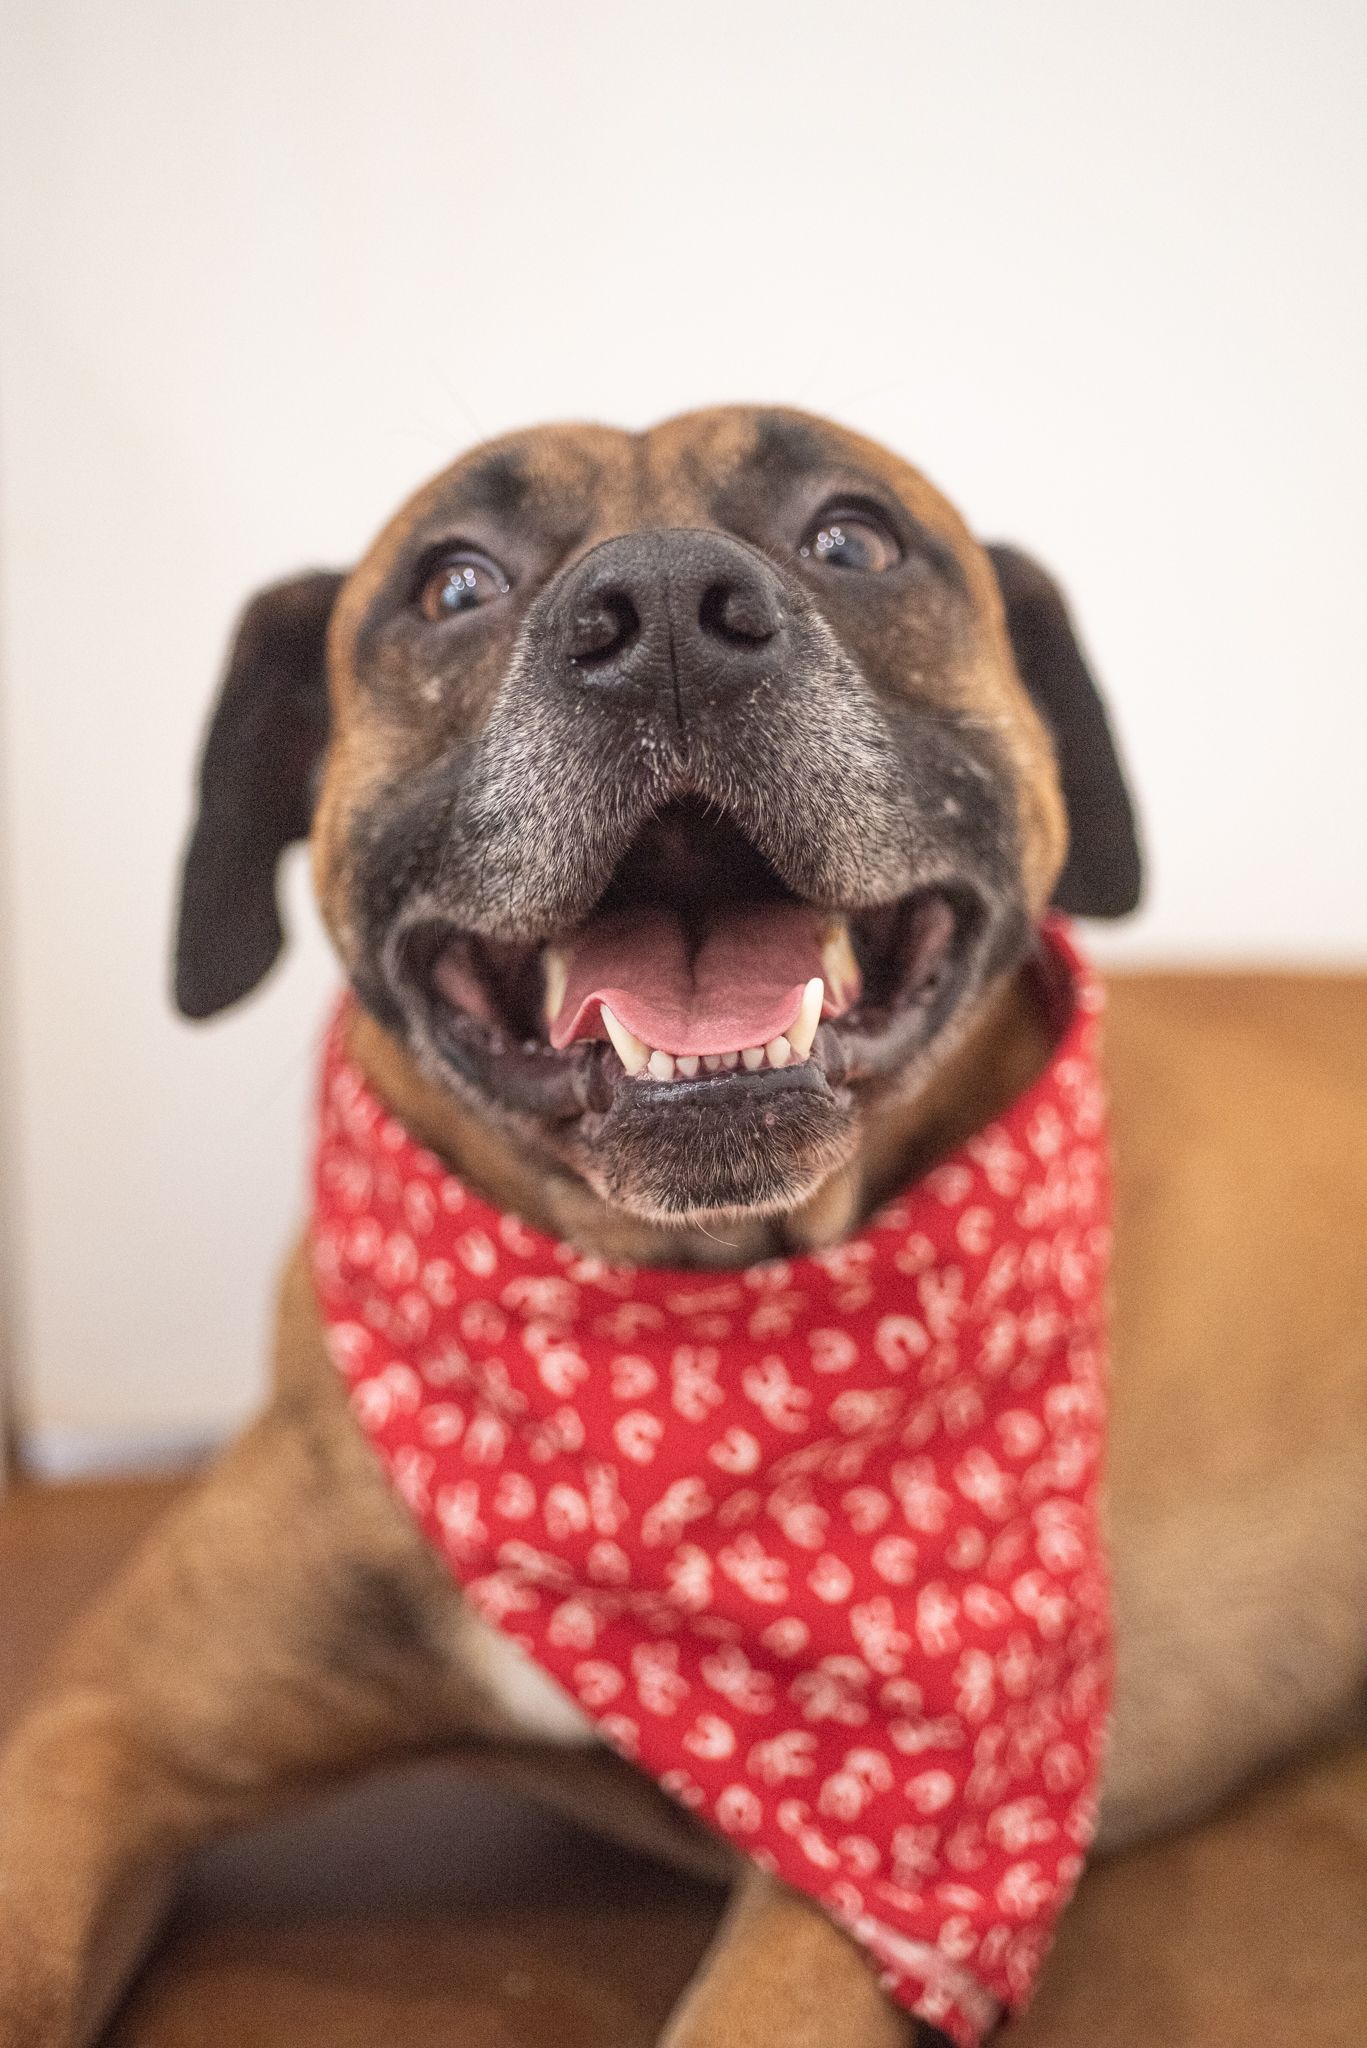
[1,408,1363,2048]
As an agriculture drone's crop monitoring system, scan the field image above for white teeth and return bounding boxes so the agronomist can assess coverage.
[605,995,825,1082]
[542,947,569,1028]
[788,977,824,1059]
[819,922,859,1008]
[600,1003,649,1076]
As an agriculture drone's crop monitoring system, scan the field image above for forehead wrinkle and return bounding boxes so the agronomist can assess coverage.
[648,406,849,494]
[636,415,742,530]
[429,430,612,536]
[747,409,832,482]
[558,427,682,545]
[455,447,531,519]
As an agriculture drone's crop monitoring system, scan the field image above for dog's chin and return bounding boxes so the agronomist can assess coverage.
[579,1061,859,1224]
[376,801,996,1227]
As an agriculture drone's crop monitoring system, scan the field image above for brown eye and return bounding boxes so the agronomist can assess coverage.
[416,549,511,621]
[797,507,901,573]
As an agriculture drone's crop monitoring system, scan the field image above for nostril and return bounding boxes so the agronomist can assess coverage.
[699,578,782,648]
[567,591,640,667]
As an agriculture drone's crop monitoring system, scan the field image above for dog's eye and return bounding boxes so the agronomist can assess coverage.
[797,507,901,573]
[416,550,511,621]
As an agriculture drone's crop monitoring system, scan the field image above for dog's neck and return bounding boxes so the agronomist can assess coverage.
[343,964,1054,1269]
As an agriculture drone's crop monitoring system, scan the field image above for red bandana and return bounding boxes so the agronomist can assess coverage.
[311,920,1111,2046]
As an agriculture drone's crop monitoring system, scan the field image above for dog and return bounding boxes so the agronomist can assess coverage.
[1,406,1363,2047]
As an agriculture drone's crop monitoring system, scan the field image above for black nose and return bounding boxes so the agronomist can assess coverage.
[555,528,788,711]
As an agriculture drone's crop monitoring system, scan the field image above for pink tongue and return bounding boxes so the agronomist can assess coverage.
[549,905,833,1057]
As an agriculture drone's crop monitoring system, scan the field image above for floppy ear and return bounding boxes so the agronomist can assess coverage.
[987,543,1143,919]
[174,569,344,1019]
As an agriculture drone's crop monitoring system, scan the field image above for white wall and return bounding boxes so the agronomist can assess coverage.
[2,0,1364,1462]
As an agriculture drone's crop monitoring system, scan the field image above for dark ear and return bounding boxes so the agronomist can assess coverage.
[988,543,1143,919]
[174,570,344,1019]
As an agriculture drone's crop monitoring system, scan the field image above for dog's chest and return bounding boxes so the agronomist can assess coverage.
[460,1605,597,1743]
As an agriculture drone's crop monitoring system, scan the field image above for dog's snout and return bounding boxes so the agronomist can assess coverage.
[554,528,787,709]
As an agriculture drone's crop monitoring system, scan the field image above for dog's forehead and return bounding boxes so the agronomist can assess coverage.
[351,407,973,583]
[643,407,965,533]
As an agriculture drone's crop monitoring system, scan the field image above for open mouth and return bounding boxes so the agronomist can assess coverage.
[397,801,976,1119]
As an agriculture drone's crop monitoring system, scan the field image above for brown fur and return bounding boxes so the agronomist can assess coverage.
[0,412,1362,2048]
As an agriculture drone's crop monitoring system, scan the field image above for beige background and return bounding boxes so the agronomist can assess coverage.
[1,1,1364,1466]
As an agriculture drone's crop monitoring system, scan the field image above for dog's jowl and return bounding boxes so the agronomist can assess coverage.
[3,408,1362,2048]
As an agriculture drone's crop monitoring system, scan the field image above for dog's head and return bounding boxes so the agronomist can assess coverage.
[176,407,1139,1231]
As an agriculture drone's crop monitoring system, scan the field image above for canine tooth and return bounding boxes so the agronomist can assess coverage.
[648,1048,677,1081]
[703,1054,723,1072]
[820,922,859,1007]
[741,1045,766,1071]
[601,1003,649,1077]
[676,1054,700,1077]
[765,1034,792,1068]
[788,977,824,1060]
[722,1050,740,1069]
[542,947,569,1027]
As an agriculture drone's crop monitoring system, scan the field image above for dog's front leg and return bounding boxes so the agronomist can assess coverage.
[658,1862,935,2048]
[0,1331,491,2046]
